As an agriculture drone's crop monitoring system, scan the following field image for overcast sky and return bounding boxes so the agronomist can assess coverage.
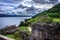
[0,0,60,15]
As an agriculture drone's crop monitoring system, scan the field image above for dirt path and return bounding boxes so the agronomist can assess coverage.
[0,35,15,40]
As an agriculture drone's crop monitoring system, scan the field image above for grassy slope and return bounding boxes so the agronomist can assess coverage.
[26,3,60,24]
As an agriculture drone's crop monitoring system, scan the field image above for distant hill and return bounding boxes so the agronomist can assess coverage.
[25,3,60,25]
[0,14,32,17]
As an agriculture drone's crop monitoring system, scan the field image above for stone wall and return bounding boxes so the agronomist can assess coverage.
[29,22,60,40]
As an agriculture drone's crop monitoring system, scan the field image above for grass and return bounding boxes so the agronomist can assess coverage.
[26,17,42,24]
[7,33,22,40]
[6,26,30,40]
[19,26,29,31]
[7,34,15,38]
[52,18,60,22]
[19,26,31,35]
[27,16,60,25]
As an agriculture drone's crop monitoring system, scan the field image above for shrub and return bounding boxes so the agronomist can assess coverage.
[18,21,25,27]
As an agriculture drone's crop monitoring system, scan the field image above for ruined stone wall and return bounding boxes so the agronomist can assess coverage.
[29,22,60,40]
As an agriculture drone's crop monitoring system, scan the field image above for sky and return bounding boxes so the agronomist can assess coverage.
[0,0,60,16]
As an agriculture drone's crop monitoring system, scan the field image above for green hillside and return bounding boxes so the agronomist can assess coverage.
[25,3,60,25]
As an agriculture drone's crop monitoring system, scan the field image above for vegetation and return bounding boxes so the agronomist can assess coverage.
[25,3,60,25]
[0,3,60,40]
[6,26,30,40]
[18,21,25,27]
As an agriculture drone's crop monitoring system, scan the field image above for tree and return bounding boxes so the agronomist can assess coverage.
[18,21,25,27]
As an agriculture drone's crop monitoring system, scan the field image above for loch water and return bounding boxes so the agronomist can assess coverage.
[0,17,31,29]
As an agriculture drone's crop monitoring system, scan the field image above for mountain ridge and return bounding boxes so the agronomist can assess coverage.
[0,14,32,17]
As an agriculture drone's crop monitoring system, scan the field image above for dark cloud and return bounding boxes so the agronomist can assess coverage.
[50,0,57,1]
[0,0,23,3]
[18,5,27,9]
[0,0,59,4]
[49,0,58,4]
[33,0,58,4]
[33,0,46,4]
[26,6,35,11]
[13,0,23,2]
[14,0,23,1]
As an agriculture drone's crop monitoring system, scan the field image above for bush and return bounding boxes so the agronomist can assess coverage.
[14,31,20,38]
[0,30,4,35]
[18,21,25,27]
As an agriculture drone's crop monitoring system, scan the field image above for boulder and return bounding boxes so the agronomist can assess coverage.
[19,31,29,40]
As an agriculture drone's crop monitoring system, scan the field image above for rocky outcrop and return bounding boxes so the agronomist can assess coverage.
[29,22,60,40]
[18,31,29,40]
[1,25,18,35]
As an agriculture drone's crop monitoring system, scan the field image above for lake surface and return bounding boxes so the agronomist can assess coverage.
[0,17,31,29]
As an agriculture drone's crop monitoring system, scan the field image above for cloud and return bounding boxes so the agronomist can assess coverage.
[26,6,35,11]
[0,0,23,4]
[44,0,50,2]
[18,5,27,9]
[58,0,60,2]
[0,0,60,16]
[32,0,58,4]
[0,4,15,7]
[0,6,14,10]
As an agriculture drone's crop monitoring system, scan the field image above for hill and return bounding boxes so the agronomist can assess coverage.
[0,14,32,17]
[33,3,60,18]
[25,3,60,25]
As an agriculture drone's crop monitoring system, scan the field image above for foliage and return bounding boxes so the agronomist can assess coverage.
[52,18,60,22]
[0,30,4,35]
[18,21,25,27]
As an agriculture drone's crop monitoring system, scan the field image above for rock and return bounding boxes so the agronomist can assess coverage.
[29,22,60,40]
[1,25,18,35]
[19,31,29,40]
